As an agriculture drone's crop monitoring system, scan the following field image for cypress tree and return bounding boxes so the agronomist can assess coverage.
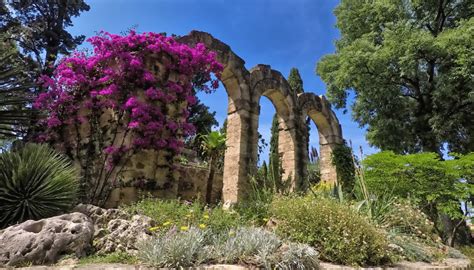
[268,113,280,190]
[288,68,303,94]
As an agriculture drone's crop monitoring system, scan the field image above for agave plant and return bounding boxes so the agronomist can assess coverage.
[0,144,79,229]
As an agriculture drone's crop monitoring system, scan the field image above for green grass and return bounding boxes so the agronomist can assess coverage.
[459,246,474,262]
[78,252,138,265]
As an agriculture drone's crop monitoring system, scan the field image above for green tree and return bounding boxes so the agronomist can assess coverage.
[2,0,90,77]
[288,68,304,95]
[317,0,474,154]
[185,96,219,157]
[268,114,281,190]
[200,131,226,204]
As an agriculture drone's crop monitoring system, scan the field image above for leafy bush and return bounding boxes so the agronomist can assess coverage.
[0,144,78,229]
[271,195,392,266]
[364,152,472,221]
[331,143,356,195]
[380,200,440,242]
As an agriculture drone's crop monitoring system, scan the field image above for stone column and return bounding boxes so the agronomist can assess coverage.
[222,108,254,204]
[319,133,343,185]
[278,125,298,191]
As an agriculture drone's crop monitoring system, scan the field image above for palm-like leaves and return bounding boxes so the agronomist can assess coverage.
[0,144,79,229]
[0,32,35,139]
[200,131,226,203]
[200,131,226,158]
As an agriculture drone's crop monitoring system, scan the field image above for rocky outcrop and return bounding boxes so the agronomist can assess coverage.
[94,215,155,254]
[73,204,155,254]
[0,213,93,266]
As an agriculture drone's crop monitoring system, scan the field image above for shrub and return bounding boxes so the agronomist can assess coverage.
[0,144,78,229]
[276,243,320,270]
[138,227,208,268]
[380,200,440,242]
[388,233,446,263]
[363,151,473,245]
[210,227,281,265]
[138,226,319,269]
[271,195,392,266]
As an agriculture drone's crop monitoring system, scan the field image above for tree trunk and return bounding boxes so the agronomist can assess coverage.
[205,156,215,204]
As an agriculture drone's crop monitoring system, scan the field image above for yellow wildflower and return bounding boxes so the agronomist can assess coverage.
[262,218,269,222]
[149,226,160,232]
[185,214,192,218]
[199,224,207,229]
[203,214,210,219]
[180,226,189,231]
[228,230,235,236]
[163,221,172,226]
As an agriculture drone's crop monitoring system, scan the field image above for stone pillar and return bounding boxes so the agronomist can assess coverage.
[319,132,343,185]
[278,125,298,191]
[222,108,253,204]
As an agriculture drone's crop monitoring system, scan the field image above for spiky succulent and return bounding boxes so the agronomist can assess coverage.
[0,144,78,229]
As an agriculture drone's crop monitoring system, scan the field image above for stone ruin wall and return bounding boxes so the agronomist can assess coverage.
[69,30,344,207]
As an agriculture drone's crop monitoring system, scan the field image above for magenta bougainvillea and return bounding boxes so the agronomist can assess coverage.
[34,31,223,204]
[35,30,222,154]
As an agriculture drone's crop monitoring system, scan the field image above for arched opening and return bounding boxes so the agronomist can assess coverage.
[301,94,343,185]
[178,31,343,204]
[250,65,302,191]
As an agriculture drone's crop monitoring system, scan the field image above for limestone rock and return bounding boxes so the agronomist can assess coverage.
[73,204,129,228]
[94,214,155,254]
[73,204,155,254]
[0,212,93,266]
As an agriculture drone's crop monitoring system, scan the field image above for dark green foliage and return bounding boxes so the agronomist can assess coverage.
[0,31,34,139]
[185,96,219,158]
[287,68,304,95]
[2,0,90,76]
[271,195,392,266]
[268,114,282,189]
[331,143,356,195]
[0,144,79,229]
[317,0,474,154]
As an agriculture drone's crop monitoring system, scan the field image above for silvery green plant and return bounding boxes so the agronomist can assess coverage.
[276,243,320,270]
[212,227,281,264]
[138,227,208,268]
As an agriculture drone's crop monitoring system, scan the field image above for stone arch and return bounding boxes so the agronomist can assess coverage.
[249,65,303,190]
[178,31,343,203]
[298,93,343,184]
[178,31,255,203]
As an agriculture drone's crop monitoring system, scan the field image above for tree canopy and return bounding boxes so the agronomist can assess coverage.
[317,0,473,154]
[1,0,90,77]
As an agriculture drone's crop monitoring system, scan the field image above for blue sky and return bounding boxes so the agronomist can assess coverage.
[68,0,378,161]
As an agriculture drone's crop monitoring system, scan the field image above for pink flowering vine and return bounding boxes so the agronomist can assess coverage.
[34,31,223,205]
